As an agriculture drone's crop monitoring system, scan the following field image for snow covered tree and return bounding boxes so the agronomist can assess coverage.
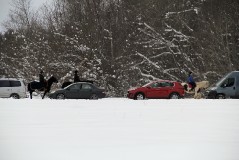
[1,0,239,96]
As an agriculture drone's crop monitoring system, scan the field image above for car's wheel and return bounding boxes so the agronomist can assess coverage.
[10,93,20,99]
[56,93,65,99]
[135,93,145,100]
[90,94,98,100]
[216,94,225,99]
[169,92,180,99]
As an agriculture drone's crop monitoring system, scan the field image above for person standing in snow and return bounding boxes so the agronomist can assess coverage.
[187,71,196,91]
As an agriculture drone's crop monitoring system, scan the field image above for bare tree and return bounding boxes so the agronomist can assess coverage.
[3,0,36,31]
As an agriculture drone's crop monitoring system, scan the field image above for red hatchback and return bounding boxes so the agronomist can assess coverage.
[127,80,185,100]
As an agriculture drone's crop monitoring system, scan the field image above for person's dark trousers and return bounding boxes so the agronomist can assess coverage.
[189,82,196,91]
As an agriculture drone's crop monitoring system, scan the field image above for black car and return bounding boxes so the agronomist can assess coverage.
[49,82,106,99]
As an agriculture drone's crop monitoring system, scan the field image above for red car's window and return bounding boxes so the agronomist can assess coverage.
[150,82,160,88]
[159,82,174,87]
[149,82,174,88]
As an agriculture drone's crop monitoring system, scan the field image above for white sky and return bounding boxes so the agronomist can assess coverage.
[0,0,52,32]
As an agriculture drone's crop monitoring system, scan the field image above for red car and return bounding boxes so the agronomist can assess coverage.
[127,80,185,100]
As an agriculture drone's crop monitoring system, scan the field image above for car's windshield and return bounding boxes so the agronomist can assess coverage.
[215,73,230,86]
[142,82,153,87]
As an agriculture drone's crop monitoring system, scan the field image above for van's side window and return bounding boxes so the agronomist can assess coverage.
[221,78,235,87]
[10,81,21,87]
[0,80,11,87]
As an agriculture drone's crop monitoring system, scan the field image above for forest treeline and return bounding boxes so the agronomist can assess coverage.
[0,0,239,96]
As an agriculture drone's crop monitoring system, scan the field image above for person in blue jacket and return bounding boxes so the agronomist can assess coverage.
[187,71,196,91]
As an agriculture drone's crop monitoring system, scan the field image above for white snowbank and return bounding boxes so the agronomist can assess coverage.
[0,98,239,160]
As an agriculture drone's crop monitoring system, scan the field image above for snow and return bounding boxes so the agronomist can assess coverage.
[0,98,239,160]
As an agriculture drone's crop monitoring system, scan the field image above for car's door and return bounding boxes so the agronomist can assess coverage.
[79,84,93,99]
[219,77,236,98]
[147,82,169,98]
[0,80,11,97]
[66,84,82,99]
[236,76,239,98]
[10,80,22,95]
[157,82,173,98]
[146,82,160,98]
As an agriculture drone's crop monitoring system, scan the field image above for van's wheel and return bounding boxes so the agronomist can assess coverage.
[169,93,180,99]
[10,94,20,99]
[134,93,145,100]
[56,93,65,99]
[216,94,225,99]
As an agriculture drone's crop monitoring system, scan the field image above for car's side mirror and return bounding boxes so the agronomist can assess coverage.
[221,84,226,88]
[146,86,151,89]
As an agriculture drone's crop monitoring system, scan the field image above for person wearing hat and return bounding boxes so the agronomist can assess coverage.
[74,70,80,83]
[187,71,196,91]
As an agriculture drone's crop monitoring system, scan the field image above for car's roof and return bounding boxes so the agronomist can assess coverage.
[0,78,24,81]
[152,79,178,83]
[73,81,94,85]
[65,81,94,88]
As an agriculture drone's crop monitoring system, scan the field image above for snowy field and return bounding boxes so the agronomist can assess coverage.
[0,98,239,160]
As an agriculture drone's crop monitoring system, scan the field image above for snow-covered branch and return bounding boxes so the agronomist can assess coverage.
[165,8,199,18]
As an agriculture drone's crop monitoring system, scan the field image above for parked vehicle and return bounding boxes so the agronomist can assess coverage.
[127,80,185,100]
[206,71,239,99]
[49,82,106,99]
[0,78,27,99]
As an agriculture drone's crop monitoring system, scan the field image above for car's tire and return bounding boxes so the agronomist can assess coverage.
[56,93,65,99]
[169,92,180,99]
[216,94,225,99]
[90,94,98,100]
[134,93,145,100]
[10,93,20,99]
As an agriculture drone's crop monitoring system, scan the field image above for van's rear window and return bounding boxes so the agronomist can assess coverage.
[0,80,11,87]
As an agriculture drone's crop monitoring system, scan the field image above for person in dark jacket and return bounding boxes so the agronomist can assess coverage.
[39,70,46,88]
[74,70,80,83]
[187,71,196,91]
[39,70,45,83]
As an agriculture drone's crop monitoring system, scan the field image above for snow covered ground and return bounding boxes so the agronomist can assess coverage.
[0,98,239,160]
